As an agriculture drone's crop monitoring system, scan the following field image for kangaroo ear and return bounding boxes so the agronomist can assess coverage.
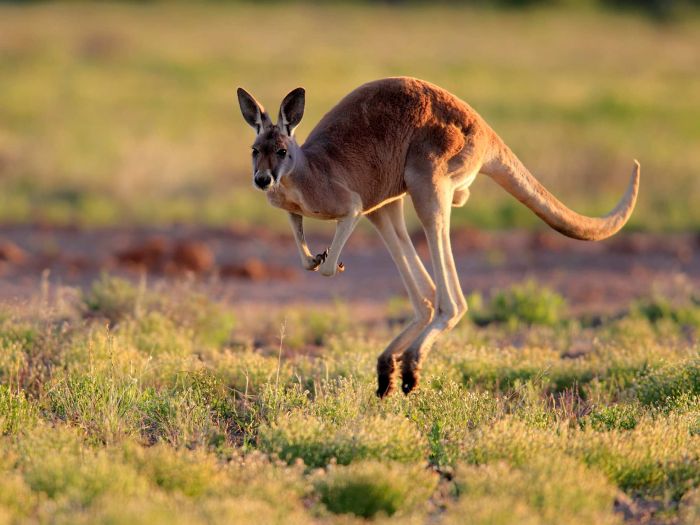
[277,87,305,136]
[237,88,272,134]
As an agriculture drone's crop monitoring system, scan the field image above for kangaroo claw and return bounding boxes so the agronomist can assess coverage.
[315,249,329,264]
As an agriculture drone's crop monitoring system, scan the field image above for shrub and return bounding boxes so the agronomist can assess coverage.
[633,359,700,408]
[120,311,194,357]
[259,412,426,468]
[266,303,351,349]
[586,404,639,431]
[573,415,700,500]
[457,344,595,395]
[128,444,227,498]
[445,456,620,525]
[141,381,231,448]
[462,416,566,467]
[81,274,142,326]
[470,281,567,326]
[633,294,700,328]
[0,386,37,435]
[48,371,146,444]
[403,380,498,466]
[315,461,437,519]
[81,275,235,347]
[155,289,235,348]
[0,472,40,520]
[19,425,147,506]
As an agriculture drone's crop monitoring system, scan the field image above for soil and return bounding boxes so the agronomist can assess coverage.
[0,224,698,316]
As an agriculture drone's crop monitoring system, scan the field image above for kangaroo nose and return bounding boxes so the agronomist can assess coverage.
[254,172,272,190]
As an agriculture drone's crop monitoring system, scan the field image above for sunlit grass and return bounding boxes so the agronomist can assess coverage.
[0,275,698,522]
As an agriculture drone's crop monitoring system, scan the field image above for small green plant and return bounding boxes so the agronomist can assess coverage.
[633,294,700,328]
[470,281,567,326]
[259,412,426,468]
[0,385,37,435]
[155,290,235,348]
[81,275,235,346]
[48,371,146,445]
[403,381,498,466]
[141,372,233,448]
[81,274,142,325]
[315,461,437,519]
[575,415,700,500]
[633,359,700,408]
[586,404,639,431]
[446,456,620,525]
[19,425,147,506]
[269,303,351,349]
[130,444,226,498]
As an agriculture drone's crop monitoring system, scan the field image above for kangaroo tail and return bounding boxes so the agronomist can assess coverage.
[481,138,640,241]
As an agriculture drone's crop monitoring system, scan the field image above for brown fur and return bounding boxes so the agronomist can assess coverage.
[238,77,640,396]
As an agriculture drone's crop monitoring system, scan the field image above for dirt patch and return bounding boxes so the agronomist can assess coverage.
[115,237,215,274]
[0,225,697,315]
[0,240,27,264]
[113,235,291,280]
[220,258,297,281]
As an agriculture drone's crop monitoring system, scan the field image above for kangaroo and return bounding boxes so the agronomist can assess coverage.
[237,77,640,397]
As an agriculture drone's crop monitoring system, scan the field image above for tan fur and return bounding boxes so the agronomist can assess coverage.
[237,77,640,396]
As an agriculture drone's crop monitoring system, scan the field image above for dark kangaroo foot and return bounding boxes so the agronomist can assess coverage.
[314,248,345,273]
[400,357,420,395]
[376,355,396,398]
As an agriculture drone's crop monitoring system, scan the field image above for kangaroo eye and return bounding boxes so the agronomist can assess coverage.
[276,148,287,158]
[252,148,259,156]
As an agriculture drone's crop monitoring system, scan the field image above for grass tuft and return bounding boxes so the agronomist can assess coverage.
[259,411,427,468]
[469,281,567,327]
[315,461,437,519]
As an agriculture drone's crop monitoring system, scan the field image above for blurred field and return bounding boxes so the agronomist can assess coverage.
[0,3,699,230]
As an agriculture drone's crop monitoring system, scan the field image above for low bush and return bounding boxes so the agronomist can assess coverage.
[315,461,437,519]
[259,412,426,468]
[469,281,567,327]
[446,456,620,525]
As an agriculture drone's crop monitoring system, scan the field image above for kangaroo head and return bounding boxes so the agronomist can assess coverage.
[237,87,305,191]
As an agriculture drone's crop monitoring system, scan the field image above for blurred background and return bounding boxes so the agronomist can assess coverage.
[0,0,698,307]
[0,0,698,230]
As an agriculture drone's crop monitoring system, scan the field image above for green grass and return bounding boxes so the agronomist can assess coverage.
[0,3,699,230]
[468,280,568,327]
[0,275,699,522]
[446,455,621,525]
[315,461,438,519]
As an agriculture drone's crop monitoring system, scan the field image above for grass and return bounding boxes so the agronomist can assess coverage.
[0,275,698,522]
[446,455,621,525]
[0,3,699,230]
[315,461,438,519]
[468,280,568,327]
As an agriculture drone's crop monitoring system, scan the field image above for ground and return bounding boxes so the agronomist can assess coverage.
[0,226,699,524]
[0,225,698,313]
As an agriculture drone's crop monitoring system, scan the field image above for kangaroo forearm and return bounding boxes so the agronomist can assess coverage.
[288,212,313,260]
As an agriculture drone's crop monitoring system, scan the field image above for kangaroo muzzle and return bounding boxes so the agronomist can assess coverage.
[254,170,273,191]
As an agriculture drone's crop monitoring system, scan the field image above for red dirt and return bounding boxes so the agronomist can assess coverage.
[0,225,697,315]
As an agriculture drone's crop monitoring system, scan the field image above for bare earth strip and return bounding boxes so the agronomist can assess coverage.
[0,225,697,316]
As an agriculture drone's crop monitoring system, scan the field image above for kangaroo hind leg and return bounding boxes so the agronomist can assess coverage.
[401,169,468,394]
[367,199,436,397]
